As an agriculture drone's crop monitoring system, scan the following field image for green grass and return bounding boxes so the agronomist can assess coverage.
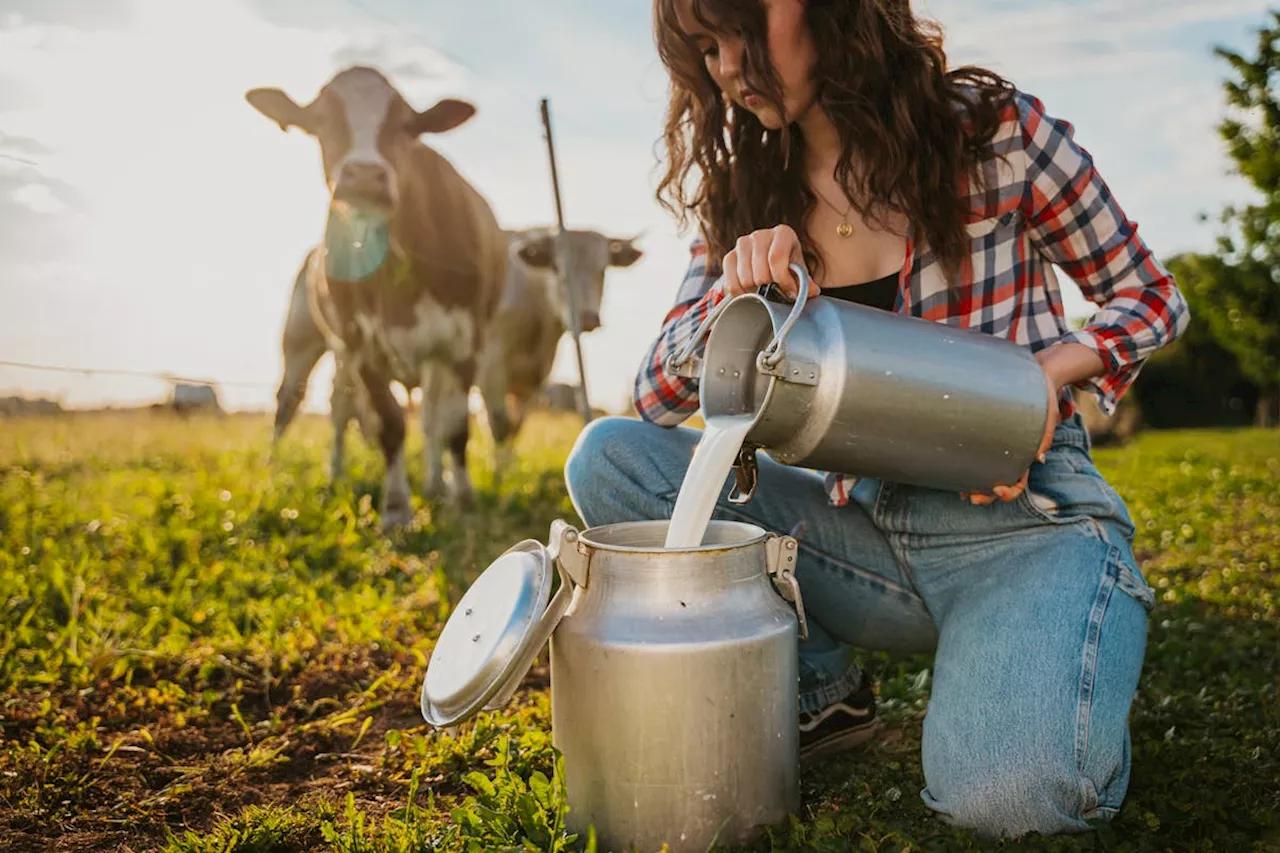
[0,412,1276,852]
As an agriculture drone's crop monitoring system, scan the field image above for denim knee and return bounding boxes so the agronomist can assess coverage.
[922,753,1112,839]
[565,416,635,487]
[565,416,667,526]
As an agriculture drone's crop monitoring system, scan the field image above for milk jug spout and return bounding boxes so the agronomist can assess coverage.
[729,442,759,504]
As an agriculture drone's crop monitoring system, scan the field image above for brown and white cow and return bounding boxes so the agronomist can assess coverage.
[476,227,642,456]
[247,65,506,529]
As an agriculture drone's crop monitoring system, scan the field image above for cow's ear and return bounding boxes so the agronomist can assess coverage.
[408,98,476,135]
[608,238,644,268]
[246,88,314,134]
[517,236,556,269]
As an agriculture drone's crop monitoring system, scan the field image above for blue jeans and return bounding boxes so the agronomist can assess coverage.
[563,413,1154,839]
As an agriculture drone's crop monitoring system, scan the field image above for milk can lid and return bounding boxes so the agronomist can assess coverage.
[419,527,578,728]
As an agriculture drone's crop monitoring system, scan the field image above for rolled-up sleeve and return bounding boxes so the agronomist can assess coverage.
[1017,91,1191,414]
[632,237,724,426]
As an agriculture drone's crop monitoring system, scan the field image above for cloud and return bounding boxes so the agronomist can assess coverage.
[0,72,42,112]
[246,0,371,32]
[918,0,1273,257]
[0,0,134,31]
[0,169,85,260]
[925,0,1270,44]
[12,183,66,214]
[329,38,465,87]
[0,132,50,158]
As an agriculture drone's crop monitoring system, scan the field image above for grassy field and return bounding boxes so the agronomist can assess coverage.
[0,411,1276,853]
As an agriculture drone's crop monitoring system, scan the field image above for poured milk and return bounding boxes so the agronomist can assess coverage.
[664,414,756,549]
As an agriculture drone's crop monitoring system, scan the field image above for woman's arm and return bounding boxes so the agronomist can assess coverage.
[1036,342,1105,391]
[1017,90,1192,414]
[965,93,1190,506]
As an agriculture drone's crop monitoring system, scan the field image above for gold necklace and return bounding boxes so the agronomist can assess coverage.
[811,185,855,238]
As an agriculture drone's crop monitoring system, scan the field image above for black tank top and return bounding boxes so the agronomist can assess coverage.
[823,269,899,311]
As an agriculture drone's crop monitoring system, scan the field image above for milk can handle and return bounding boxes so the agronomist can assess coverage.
[765,534,808,640]
[548,519,590,588]
[758,262,811,370]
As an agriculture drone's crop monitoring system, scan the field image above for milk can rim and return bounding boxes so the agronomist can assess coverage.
[576,519,770,554]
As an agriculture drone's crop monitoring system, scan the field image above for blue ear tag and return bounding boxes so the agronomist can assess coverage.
[324,207,391,281]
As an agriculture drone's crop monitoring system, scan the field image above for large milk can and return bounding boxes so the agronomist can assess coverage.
[667,262,1053,501]
[420,518,808,853]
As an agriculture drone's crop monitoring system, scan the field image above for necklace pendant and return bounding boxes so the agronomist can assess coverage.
[836,221,854,238]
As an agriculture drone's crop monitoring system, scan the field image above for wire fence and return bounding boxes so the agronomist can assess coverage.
[0,359,278,391]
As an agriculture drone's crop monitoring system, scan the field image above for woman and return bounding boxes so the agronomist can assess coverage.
[564,0,1190,840]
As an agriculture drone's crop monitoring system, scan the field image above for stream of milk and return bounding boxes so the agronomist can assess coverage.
[663,414,756,549]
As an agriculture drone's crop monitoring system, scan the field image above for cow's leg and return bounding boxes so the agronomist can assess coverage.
[420,360,474,506]
[508,391,528,440]
[352,377,381,446]
[328,354,360,482]
[419,363,447,500]
[357,363,412,531]
[446,358,478,506]
[273,341,324,450]
[273,249,326,453]
[273,345,327,458]
[494,390,530,489]
[476,345,515,486]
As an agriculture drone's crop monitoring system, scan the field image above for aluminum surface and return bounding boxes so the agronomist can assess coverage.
[420,519,804,852]
[420,543,551,727]
[551,519,801,853]
[699,264,1051,493]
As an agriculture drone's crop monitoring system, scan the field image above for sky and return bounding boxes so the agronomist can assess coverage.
[0,0,1272,415]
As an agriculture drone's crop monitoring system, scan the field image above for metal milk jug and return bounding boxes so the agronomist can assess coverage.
[420,518,808,853]
[667,262,1053,501]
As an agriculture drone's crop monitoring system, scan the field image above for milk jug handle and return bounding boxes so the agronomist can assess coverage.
[758,263,811,370]
[666,262,811,379]
[665,285,735,378]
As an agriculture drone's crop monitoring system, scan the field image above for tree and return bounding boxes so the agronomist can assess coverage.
[1207,11,1280,426]
[1151,253,1265,426]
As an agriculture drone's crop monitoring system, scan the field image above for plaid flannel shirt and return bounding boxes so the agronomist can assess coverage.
[632,89,1191,507]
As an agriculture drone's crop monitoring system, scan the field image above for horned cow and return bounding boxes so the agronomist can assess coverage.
[476,227,642,459]
[247,65,506,530]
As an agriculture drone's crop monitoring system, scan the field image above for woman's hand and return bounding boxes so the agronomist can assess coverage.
[718,225,821,300]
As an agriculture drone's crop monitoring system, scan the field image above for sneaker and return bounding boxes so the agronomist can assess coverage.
[799,681,879,762]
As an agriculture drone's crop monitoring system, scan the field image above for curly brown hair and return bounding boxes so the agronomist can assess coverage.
[653,0,1017,282]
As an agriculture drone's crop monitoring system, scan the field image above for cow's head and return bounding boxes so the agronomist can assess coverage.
[512,228,644,332]
[246,67,476,278]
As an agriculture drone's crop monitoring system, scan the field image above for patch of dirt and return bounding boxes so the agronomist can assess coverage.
[0,642,469,852]
[0,634,563,852]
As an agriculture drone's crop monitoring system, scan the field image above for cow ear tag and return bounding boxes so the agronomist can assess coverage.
[324,206,390,281]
